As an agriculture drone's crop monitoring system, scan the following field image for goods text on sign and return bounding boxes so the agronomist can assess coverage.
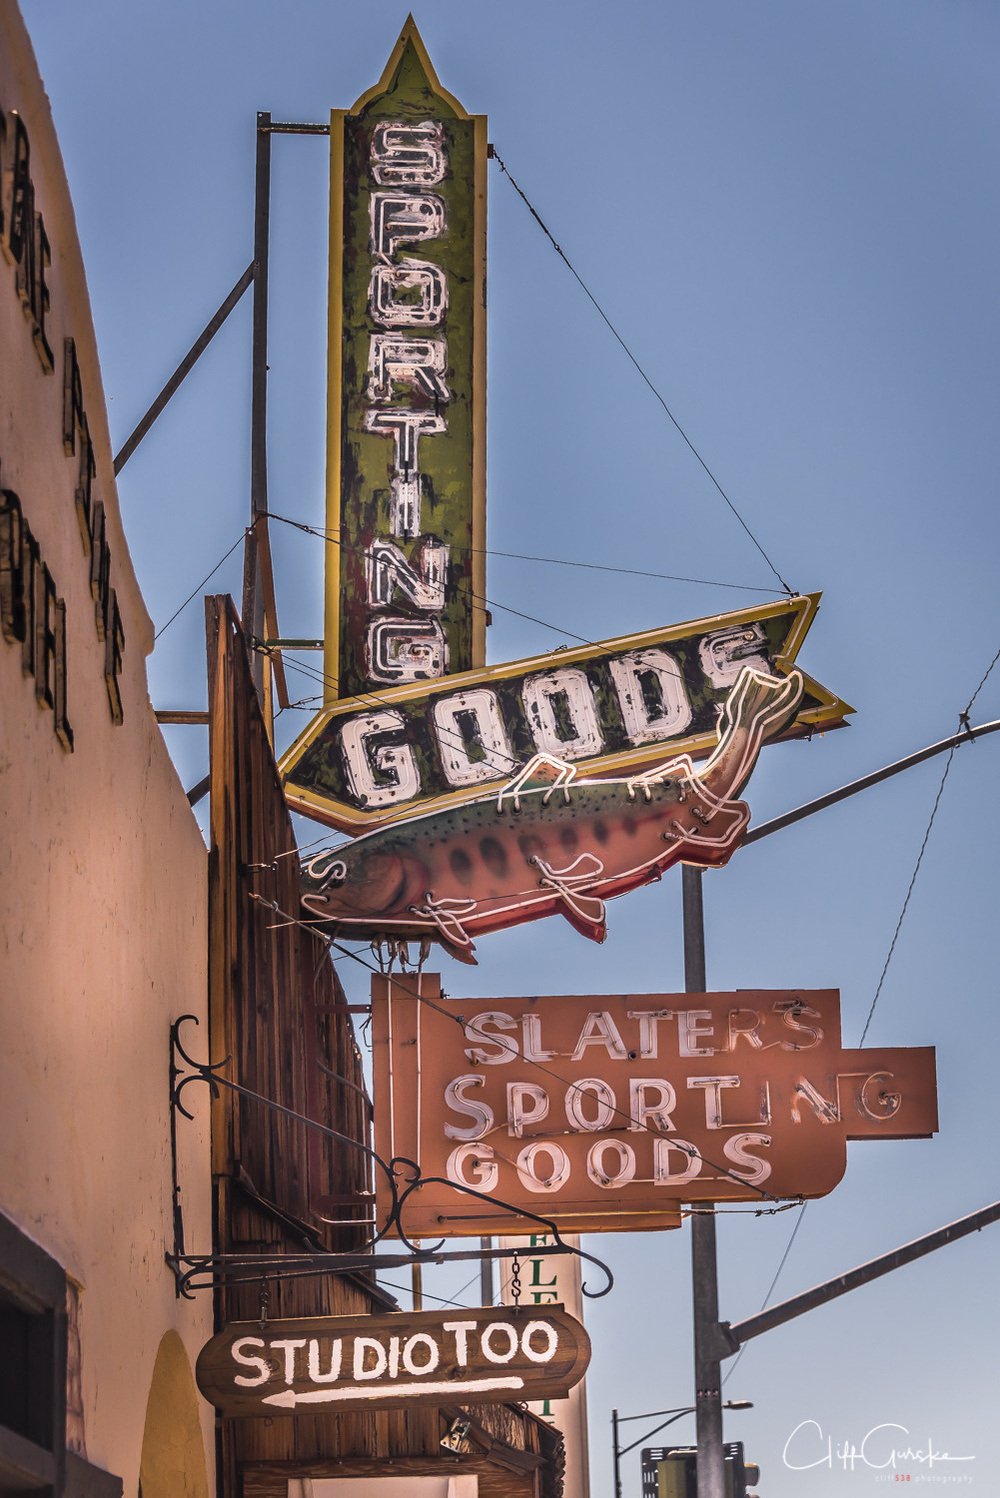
[282,592,851,831]
[372,978,937,1238]
[325,18,487,703]
[195,1307,590,1418]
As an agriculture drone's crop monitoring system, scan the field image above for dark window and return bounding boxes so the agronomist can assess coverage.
[0,1211,65,1495]
[0,1213,121,1497]
[0,1290,56,1448]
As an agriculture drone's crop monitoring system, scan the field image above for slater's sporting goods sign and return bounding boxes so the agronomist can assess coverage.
[195,1306,590,1417]
[371,979,937,1238]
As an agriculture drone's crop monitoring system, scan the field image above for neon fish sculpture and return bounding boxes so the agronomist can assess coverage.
[300,667,804,963]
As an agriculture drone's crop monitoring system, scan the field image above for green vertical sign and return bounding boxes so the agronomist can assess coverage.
[325,18,487,703]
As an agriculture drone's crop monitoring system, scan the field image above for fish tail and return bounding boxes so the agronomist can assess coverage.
[703,667,805,798]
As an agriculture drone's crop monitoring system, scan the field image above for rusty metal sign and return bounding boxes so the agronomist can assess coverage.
[281,592,851,832]
[325,17,487,704]
[371,978,937,1238]
[195,1306,590,1417]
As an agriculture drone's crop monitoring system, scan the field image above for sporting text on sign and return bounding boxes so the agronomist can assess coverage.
[371,979,937,1238]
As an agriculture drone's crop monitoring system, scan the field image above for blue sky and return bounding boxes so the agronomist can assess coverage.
[21,1,1000,1491]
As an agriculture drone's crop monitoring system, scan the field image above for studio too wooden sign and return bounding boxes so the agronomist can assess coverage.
[372,977,938,1238]
[195,1306,590,1418]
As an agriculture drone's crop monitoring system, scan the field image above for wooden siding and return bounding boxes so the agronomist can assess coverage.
[205,595,563,1495]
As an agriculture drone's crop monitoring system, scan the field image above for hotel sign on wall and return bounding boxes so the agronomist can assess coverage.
[325,18,487,703]
[371,977,937,1239]
[282,592,851,831]
[195,1306,590,1418]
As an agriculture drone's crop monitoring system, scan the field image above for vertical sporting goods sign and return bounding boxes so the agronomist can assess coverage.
[326,18,487,702]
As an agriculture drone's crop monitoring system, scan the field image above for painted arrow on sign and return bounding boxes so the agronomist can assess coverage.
[261,1375,525,1408]
[195,1306,591,1419]
[279,593,851,832]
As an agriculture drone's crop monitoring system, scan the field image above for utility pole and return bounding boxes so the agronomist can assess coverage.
[683,865,725,1498]
[480,1236,494,1305]
[243,110,271,696]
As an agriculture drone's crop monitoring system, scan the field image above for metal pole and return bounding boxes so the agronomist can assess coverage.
[683,865,725,1498]
[243,111,271,691]
[113,263,255,475]
[612,1407,622,1498]
[480,1236,494,1305]
[728,1196,1000,1348]
[743,717,1000,846]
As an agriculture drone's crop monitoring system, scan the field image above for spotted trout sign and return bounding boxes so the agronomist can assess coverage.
[195,1306,590,1418]
[297,664,804,962]
[325,18,487,703]
[281,592,851,833]
[371,979,937,1238]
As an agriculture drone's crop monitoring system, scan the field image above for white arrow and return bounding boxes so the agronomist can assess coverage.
[262,1375,524,1408]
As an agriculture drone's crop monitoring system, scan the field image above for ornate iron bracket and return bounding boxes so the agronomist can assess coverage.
[168,1015,613,1301]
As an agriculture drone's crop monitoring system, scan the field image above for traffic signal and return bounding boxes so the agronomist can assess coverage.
[727,1442,760,1496]
[641,1442,760,1497]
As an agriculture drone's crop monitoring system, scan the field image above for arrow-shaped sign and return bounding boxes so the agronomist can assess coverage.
[280,593,851,832]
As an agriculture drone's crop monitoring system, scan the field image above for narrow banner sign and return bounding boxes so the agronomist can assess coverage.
[371,977,937,1238]
[282,592,852,831]
[325,18,487,703]
[195,1307,590,1418]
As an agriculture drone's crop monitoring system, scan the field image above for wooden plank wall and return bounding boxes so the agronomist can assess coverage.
[205,596,564,1496]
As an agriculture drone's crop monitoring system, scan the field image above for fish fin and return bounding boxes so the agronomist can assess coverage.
[439,933,479,965]
[559,897,607,944]
[529,853,607,940]
[497,753,577,809]
[408,896,478,964]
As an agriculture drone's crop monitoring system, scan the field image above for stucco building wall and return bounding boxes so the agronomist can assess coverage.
[0,2,214,1490]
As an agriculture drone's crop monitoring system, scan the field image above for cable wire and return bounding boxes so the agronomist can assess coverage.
[487,548,776,594]
[266,511,595,644]
[858,642,1000,1046]
[375,1267,482,1311]
[858,753,955,1046]
[489,147,795,598]
[154,532,246,640]
[268,509,777,597]
[723,642,1000,1381]
[723,1200,808,1386]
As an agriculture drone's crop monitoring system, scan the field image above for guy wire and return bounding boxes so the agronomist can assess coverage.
[489,147,795,598]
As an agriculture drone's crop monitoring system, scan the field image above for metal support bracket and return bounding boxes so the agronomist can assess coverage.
[167,1015,614,1301]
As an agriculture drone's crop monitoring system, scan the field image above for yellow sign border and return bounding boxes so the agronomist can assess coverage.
[323,17,487,707]
[281,592,853,831]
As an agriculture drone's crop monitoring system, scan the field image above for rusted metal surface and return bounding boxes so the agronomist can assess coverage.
[371,978,938,1238]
